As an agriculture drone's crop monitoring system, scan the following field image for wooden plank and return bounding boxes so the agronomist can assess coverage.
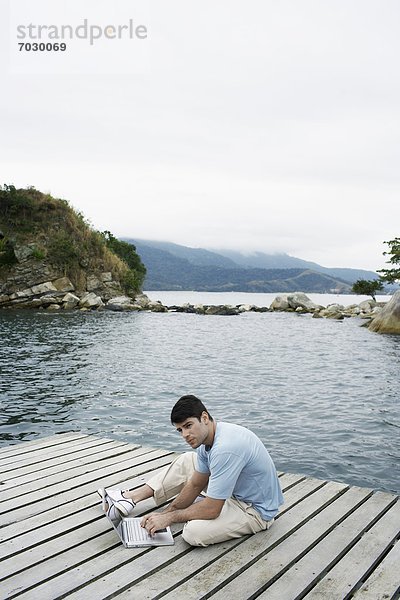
[0,433,91,463]
[0,446,154,504]
[82,480,345,600]
[0,441,138,489]
[275,477,328,512]
[119,478,329,599]
[0,433,87,457]
[0,514,114,589]
[0,438,125,478]
[255,490,394,599]
[165,485,368,600]
[0,435,122,471]
[1,534,119,599]
[0,457,172,573]
[278,472,307,491]
[0,497,160,597]
[0,463,170,544]
[0,449,174,527]
[303,498,400,599]
[2,475,324,599]
[121,537,245,600]
[0,502,110,567]
[0,445,154,498]
[2,513,187,599]
[0,438,129,478]
[352,539,400,599]
[0,435,110,468]
[1,435,397,600]
[14,528,189,600]
[0,457,172,559]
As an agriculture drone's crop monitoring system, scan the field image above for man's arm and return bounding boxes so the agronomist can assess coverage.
[141,470,225,535]
[163,470,209,512]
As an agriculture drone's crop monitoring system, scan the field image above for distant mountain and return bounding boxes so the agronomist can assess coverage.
[127,239,378,283]
[125,239,355,293]
[208,250,379,283]
[128,239,237,268]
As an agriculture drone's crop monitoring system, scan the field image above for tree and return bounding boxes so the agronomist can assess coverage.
[101,231,146,290]
[352,279,384,301]
[377,237,400,284]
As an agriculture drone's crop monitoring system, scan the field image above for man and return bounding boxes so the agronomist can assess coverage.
[102,395,283,547]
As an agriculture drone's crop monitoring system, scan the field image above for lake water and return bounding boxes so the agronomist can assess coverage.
[1,291,399,495]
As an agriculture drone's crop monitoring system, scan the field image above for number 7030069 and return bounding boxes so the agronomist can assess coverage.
[18,42,67,51]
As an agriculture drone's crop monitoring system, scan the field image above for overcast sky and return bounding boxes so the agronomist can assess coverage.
[1,0,399,271]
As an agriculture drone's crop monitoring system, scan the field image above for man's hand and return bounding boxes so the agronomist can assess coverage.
[141,496,225,535]
[141,512,172,536]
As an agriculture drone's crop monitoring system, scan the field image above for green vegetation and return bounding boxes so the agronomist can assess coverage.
[377,238,400,284]
[351,279,384,300]
[101,231,146,292]
[0,236,17,267]
[0,184,145,294]
[351,237,399,298]
[30,247,46,260]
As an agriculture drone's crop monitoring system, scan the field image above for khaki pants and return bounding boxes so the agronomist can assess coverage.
[146,452,273,547]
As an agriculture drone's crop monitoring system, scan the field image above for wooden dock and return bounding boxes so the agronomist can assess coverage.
[0,433,399,600]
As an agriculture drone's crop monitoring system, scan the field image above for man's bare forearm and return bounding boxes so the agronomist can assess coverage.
[163,480,203,512]
[167,497,223,523]
[141,496,224,535]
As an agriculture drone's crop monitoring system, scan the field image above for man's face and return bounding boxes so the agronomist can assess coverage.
[174,413,210,449]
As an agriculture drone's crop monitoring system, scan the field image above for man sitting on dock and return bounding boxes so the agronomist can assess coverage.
[103,395,283,547]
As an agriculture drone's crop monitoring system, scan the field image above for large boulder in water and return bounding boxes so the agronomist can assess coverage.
[287,292,322,312]
[368,290,400,334]
[270,292,322,312]
[106,296,139,311]
[79,292,104,309]
[270,294,290,311]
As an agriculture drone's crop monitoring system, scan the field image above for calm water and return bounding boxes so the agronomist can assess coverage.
[1,294,399,495]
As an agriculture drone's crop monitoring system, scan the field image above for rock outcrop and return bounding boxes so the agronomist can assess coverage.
[270,292,322,312]
[0,272,114,311]
[367,290,400,334]
[161,293,391,320]
[106,296,139,312]
[269,293,389,322]
[0,240,140,311]
[270,295,290,311]
[0,241,130,309]
[0,185,146,311]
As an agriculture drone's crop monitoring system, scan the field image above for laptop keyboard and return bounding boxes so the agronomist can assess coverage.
[125,518,150,542]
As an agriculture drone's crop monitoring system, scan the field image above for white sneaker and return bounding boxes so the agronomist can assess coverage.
[109,503,126,524]
[105,488,136,516]
[97,488,108,512]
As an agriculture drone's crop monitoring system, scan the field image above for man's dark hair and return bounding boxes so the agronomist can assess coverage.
[171,395,213,424]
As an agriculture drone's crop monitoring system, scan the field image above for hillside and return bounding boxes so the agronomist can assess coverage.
[212,249,378,283]
[0,185,146,308]
[129,240,352,293]
[128,239,378,284]
[130,239,237,268]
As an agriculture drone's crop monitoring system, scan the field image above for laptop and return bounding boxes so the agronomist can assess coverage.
[98,488,174,548]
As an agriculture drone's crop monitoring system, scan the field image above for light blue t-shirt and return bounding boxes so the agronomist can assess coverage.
[196,422,284,520]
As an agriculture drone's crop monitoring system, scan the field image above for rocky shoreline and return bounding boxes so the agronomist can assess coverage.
[0,281,386,320]
[162,291,386,320]
[0,274,161,313]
